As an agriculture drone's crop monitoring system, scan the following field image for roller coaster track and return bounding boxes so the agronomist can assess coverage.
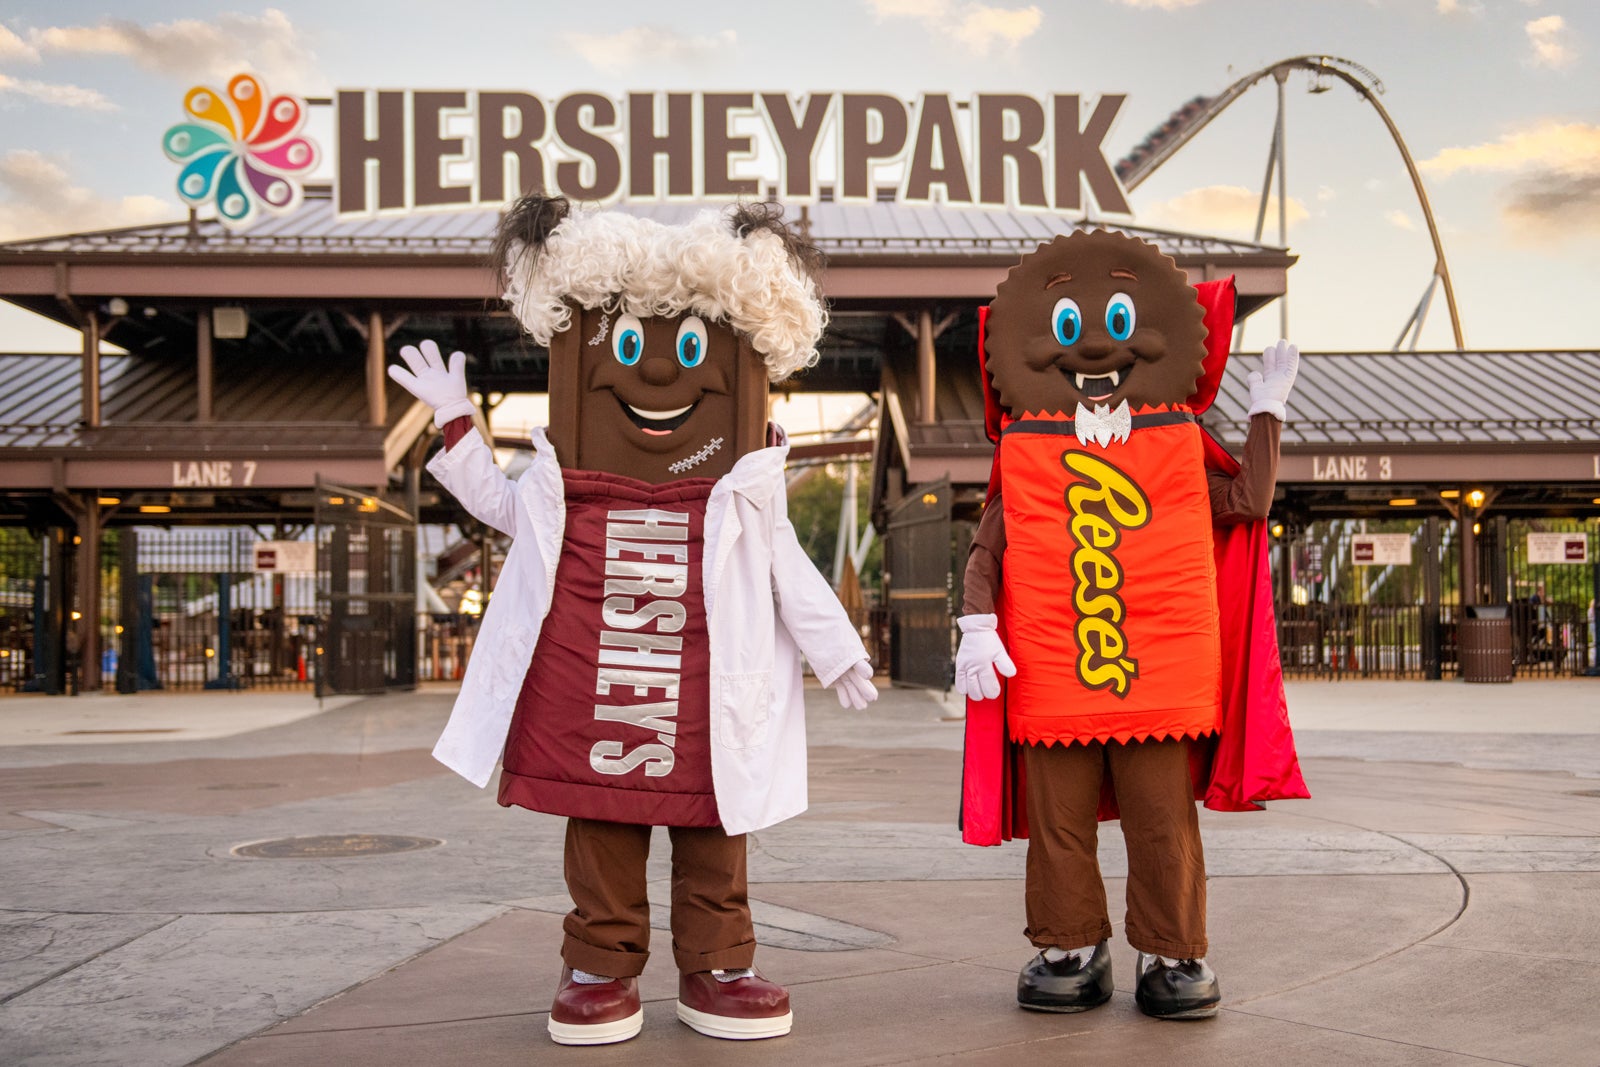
[1115,55,1464,350]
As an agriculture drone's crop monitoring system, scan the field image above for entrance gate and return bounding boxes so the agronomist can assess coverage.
[0,528,65,693]
[315,480,416,695]
[884,478,954,689]
[1275,517,1598,679]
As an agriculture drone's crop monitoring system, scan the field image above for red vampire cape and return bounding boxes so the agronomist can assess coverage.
[960,276,1310,846]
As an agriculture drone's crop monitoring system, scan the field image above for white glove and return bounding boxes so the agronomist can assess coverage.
[1246,339,1300,422]
[831,659,878,710]
[389,339,476,427]
[954,614,1016,700]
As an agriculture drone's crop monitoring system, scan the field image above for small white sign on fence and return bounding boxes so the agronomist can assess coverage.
[1350,533,1412,566]
[253,541,317,573]
[1526,532,1589,565]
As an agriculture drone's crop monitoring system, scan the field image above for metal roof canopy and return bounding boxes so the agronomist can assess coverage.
[874,348,1600,521]
[0,187,1293,316]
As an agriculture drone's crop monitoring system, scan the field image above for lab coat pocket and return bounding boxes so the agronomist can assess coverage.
[718,671,773,750]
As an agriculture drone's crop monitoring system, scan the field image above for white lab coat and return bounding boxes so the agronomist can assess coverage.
[426,427,867,835]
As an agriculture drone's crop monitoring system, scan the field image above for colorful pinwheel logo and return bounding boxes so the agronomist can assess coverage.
[162,73,319,229]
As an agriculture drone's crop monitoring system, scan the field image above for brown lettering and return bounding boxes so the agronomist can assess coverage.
[761,93,831,198]
[336,90,405,213]
[904,94,972,203]
[1053,94,1130,214]
[629,92,694,197]
[413,91,471,207]
[977,94,1047,208]
[703,93,759,196]
[840,94,908,199]
[477,91,546,201]
[554,93,621,200]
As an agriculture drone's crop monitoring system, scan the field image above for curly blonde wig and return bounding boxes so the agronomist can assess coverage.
[498,200,827,383]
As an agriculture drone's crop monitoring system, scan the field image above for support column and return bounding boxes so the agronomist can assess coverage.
[1274,69,1289,340]
[197,309,214,423]
[916,308,935,424]
[1490,514,1510,605]
[75,495,102,692]
[117,529,140,693]
[81,310,101,428]
[1460,513,1478,608]
[367,309,387,428]
[1422,516,1442,680]
[205,573,239,689]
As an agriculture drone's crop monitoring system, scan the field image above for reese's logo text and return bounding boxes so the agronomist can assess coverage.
[1062,451,1151,697]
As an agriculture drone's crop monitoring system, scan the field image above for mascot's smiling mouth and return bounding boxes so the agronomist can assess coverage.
[1070,364,1134,403]
[617,394,698,436]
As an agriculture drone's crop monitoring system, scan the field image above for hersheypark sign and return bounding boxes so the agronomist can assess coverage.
[163,75,1133,229]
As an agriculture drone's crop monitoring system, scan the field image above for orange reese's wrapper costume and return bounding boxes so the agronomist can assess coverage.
[999,405,1221,747]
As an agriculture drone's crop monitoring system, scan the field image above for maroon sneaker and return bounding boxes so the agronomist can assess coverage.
[548,966,642,1045]
[676,969,793,1040]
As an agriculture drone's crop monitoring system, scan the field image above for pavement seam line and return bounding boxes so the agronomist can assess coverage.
[245,959,959,1038]
[184,903,511,1064]
[0,914,180,1005]
[1220,1006,1526,1065]
[1227,813,1472,1009]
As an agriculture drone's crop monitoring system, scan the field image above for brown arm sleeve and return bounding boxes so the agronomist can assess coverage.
[962,496,1007,615]
[441,415,473,450]
[1208,413,1281,524]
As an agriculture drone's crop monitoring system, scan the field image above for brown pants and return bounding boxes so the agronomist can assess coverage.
[1023,736,1208,959]
[561,817,756,978]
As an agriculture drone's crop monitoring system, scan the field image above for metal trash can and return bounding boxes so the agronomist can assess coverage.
[1459,605,1513,683]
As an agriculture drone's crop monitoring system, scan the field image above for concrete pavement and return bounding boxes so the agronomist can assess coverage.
[0,678,1597,1065]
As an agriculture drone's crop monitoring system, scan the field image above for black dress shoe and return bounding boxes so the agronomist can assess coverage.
[1017,941,1114,1012]
[1134,953,1221,1020]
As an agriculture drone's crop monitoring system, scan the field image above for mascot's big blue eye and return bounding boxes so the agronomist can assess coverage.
[1105,293,1136,342]
[677,316,709,368]
[613,313,644,365]
[1051,297,1082,346]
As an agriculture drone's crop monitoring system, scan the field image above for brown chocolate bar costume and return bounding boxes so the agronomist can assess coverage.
[441,196,865,981]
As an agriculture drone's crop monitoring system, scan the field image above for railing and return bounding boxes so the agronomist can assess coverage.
[1277,600,1596,679]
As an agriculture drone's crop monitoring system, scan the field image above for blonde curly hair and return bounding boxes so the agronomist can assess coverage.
[495,197,827,383]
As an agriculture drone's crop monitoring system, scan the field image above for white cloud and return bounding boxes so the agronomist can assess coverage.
[1420,121,1600,177]
[1139,184,1309,236]
[866,1,1043,54]
[1109,0,1205,9]
[1421,122,1600,240]
[562,26,738,74]
[1385,209,1416,230]
[1316,185,1337,203]
[1526,15,1575,69]
[953,5,1043,50]
[0,72,115,111]
[0,151,170,242]
[24,9,321,91]
[0,23,40,63]
[1436,0,1459,12]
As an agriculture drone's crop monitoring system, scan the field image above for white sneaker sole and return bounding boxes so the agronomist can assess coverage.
[676,1001,793,1040]
[548,1007,643,1045]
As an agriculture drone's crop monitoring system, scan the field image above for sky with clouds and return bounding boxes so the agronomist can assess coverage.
[1,0,1596,358]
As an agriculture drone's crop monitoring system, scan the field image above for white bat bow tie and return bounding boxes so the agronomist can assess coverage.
[1073,400,1132,448]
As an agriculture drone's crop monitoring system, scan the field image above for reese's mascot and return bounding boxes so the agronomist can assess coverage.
[389,196,877,1046]
[955,229,1309,1020]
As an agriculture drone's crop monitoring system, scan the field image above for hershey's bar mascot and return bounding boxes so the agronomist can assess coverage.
[956,229,1309,1020]
[389,196,877,1046]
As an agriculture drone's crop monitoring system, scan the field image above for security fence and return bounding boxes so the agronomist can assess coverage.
[111,527,318,692]
[1274,517,1598,679]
